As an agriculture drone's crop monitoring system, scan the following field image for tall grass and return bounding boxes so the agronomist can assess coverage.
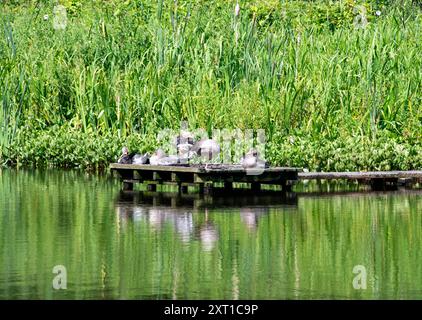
[0,0,421,169]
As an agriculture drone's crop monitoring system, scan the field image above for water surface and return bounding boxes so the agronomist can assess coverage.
[1,169,421,299]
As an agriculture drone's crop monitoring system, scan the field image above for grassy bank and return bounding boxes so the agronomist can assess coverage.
[1,0,421,170]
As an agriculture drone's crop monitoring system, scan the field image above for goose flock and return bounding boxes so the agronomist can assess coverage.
[118,131,268,169]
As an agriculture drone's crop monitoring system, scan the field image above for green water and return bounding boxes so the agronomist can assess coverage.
[1,169,422,299]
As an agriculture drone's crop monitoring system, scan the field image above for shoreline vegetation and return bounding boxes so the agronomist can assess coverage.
[1,0,421,171]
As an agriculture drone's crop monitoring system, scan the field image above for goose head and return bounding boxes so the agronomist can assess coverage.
[121,146,129,156]
[245,148,259,158]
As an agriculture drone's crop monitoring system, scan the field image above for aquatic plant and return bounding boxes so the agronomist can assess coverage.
[0,0,420,170]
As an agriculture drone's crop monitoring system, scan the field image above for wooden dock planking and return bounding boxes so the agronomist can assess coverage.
[298,170,422,190]
[110,163,300,173]
[111,163,422,192]
[298,171,422,180]
[110,163,301,192]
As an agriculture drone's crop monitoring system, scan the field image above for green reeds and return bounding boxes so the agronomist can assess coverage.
[0,0,421,169]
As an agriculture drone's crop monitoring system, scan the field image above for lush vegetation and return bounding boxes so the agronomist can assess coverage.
[0,0,421,170]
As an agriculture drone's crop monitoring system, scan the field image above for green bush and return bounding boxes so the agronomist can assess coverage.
[2,125,157,170]
[0,1,421,171]
[267,130,422,171]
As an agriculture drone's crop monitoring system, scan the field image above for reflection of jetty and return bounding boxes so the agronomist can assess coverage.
[110,163,301,192]
[115,191,298,250]
[116,189,298,210]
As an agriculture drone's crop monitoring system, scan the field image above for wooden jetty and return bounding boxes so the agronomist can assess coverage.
[111,163,422,192]
[296,189,422,199]
[110,163,301,193]
[298,170,422,190]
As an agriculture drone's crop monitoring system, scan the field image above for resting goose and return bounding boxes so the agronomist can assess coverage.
[118,147,132,164]
[149,149,167,166]
[241,149,268,169]
[132,153,149,165]
[175,130,196,163]
[157,155,179,166]
[193,138,220,161]
[149,149,180,166]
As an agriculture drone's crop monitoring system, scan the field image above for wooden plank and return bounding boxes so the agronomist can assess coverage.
[200,166,301,173]
[110,163,301,173]
[138,180,202,188]
[122,181,133,191]
[111,163,203,173]
[194,172,291,184]
[296,189,422,198]
[298,171,422,180]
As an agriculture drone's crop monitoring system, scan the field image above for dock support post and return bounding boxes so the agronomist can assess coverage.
[279,179,292,192]
[251,183,261,192]
[198,183,205,194]
[370,178,398,191]
[398,178,413,189]
[282,184,292,192]
[147,184,157,192]
[123,181,133,191]
[370,179,384,191]
[179,184,188,194]
[204,184,213,195]
[118,169,134,191]
[224,182,233,191]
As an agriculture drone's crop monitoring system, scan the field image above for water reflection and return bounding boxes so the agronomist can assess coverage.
[115,190,298,250]
[240,208,266,232]
[199,210,218,252]
[3,169,422,299]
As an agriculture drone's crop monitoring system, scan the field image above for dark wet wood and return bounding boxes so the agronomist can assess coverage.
[298,171,422,180]
[115,189,299,210]
[298,170,422,190]
[112,164,422,192]
[111,163,301,193]
[147,184,157,192]
[122,181,133,191]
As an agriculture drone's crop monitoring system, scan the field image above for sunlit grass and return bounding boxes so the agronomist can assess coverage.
[0,0,421,169]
